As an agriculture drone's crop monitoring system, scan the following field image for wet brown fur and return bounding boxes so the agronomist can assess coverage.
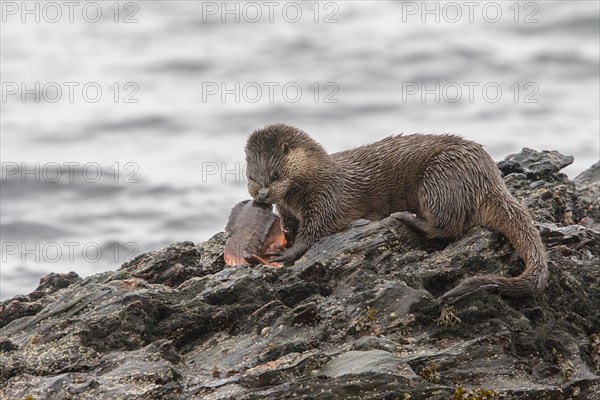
[244,123,549,301]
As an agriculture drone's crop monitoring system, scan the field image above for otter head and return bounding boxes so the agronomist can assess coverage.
[245,123,327,205]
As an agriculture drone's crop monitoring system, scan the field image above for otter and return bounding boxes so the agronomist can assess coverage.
[244,123,548,301]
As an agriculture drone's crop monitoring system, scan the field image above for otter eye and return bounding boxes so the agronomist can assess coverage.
[271,172,279,182]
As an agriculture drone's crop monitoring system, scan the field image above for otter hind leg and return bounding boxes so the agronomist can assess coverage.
[393,211,452,239]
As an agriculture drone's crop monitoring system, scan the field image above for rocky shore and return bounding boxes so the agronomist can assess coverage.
[1,149,599,400]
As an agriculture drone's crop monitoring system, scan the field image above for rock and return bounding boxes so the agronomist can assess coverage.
[574,161,600,231]
[574,161,600,187]
[0,271,81,329]
[319,349,417,379]
[498,147,574,180]
[1,149,599,400]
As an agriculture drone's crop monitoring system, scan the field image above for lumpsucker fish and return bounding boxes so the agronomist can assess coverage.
[224,199,287,267]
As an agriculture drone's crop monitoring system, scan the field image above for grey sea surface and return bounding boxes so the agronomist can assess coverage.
[1,1,599,299]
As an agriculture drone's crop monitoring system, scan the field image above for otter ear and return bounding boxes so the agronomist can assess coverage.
[282,142,290,154]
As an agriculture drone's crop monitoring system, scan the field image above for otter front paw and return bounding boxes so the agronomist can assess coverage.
[269,242,309,266]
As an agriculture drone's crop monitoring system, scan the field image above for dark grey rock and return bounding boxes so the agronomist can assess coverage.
[319,349,417,379]
[574,161,600,231]
[575,161,600,186]
[500,147,574,180]
[1,148,599,399]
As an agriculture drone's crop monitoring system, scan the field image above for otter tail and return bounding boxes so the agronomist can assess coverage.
[440,189,548,302]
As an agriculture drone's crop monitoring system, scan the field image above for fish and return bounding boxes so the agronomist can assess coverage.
[224,200,287,267]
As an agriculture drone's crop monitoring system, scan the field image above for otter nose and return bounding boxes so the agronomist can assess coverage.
[256,188,269,202]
